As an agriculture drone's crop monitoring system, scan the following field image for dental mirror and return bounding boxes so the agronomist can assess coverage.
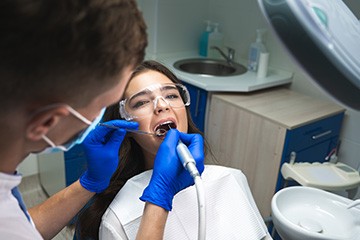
[258,0,360,110]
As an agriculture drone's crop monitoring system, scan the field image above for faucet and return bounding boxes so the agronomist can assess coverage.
[210,46,235,65]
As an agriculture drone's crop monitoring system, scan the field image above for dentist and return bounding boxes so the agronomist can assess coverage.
[0,1,204,240]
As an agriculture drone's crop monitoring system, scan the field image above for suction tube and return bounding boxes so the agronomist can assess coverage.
[176,140,206,240]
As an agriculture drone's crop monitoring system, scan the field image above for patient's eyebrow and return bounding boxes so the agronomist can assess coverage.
[160,85,177,91]
[129,89,152,100]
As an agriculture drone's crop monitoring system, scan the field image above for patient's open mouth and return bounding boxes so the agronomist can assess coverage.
[154,121,177,137]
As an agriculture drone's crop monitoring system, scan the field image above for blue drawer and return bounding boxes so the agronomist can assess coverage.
[65,157,87,186]
[285,113,344,153]
[275,112,344,192]
[64,144,86,160]
[182,82,207,132]
[64,144,87,186]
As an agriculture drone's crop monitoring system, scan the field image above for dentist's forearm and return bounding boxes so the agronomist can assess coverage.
[28,180,94,240]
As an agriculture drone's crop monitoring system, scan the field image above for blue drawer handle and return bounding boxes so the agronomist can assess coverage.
[195,90,200,118]
[312,130,332,140]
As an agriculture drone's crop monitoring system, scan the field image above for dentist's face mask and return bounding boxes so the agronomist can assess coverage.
[41,106,106,153]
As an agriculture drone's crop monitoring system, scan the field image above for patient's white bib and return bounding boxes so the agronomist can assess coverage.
[99,165,269,240]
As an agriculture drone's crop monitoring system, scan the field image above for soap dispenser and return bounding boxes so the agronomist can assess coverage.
[199,20,212,57]
[207,23,224,59]
[248,29,267,72]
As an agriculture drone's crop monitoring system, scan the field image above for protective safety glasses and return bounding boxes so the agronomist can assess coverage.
[119,83,190,120]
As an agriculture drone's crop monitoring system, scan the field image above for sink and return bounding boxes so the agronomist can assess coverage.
[173,58,247,77]
[272,186,360,240]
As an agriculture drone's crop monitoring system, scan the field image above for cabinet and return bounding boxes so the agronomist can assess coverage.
[182,82,208,132]
[205,88,345,218]
[63,144,87,187]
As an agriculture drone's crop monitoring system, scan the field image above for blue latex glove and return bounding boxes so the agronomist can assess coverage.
[140,129,205,211]
[79,120,138,193]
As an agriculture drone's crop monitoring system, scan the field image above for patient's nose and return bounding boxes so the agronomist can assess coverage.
[154,96,170,114]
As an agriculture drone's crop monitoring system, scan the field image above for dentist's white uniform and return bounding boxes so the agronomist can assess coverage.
[99,165,271,240]
[0,173,43,239]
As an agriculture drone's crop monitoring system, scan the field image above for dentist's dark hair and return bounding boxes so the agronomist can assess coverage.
[0,0,147,113]
[75,60,209,239]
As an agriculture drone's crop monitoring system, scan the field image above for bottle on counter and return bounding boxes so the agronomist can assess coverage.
[248,29,267,72]
[199,20,212,57]
[257,52,270,78]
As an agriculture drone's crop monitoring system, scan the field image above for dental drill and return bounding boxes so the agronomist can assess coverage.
[176,140,206,240]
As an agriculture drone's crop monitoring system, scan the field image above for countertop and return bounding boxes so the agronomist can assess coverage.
[212,88,345,129]
[154,52,293,92]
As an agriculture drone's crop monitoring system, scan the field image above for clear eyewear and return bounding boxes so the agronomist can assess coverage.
[119,83,190,120]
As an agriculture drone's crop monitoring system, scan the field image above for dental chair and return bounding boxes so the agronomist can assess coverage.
[99,165,272,240]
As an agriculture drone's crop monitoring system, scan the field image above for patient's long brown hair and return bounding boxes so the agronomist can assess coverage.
[75,60,207,240]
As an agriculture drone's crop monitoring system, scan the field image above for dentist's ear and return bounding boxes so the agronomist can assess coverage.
[26,106,70,141]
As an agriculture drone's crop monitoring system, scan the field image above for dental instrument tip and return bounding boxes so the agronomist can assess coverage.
[98,122,158,136]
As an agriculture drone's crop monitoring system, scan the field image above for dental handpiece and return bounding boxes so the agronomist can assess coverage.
[176,139,206,240]
[162,123,200,177]
[176,140,200,178]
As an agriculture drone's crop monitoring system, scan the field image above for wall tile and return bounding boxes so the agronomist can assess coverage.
[338,138,360,170]
[18,154,38,177]
[340,109,360,143]
[156,0,208,53]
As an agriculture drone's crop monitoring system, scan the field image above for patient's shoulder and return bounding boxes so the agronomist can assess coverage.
[203,165,246,179]
[201,165,250,189]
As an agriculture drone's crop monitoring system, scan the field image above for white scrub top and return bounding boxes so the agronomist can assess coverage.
[99,165,271,240]
[0,172,43,239]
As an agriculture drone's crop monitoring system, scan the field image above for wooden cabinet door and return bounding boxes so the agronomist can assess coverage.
[206,95,286,217]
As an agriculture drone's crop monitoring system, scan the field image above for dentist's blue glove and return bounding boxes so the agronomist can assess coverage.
[140,129,205,211]
[79,120,138,193]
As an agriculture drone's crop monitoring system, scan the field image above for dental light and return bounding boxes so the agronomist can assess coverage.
[258,0,360,110]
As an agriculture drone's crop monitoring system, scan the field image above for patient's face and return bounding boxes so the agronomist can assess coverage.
[124,70,188,163]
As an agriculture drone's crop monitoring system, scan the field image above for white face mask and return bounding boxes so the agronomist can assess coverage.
[41,106,106,153]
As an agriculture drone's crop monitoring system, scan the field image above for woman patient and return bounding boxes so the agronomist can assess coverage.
[75,60,271,240]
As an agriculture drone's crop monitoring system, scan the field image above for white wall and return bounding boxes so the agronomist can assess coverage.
[139,0,360,198]
[137,0,209,57]
[18,154,38,177]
